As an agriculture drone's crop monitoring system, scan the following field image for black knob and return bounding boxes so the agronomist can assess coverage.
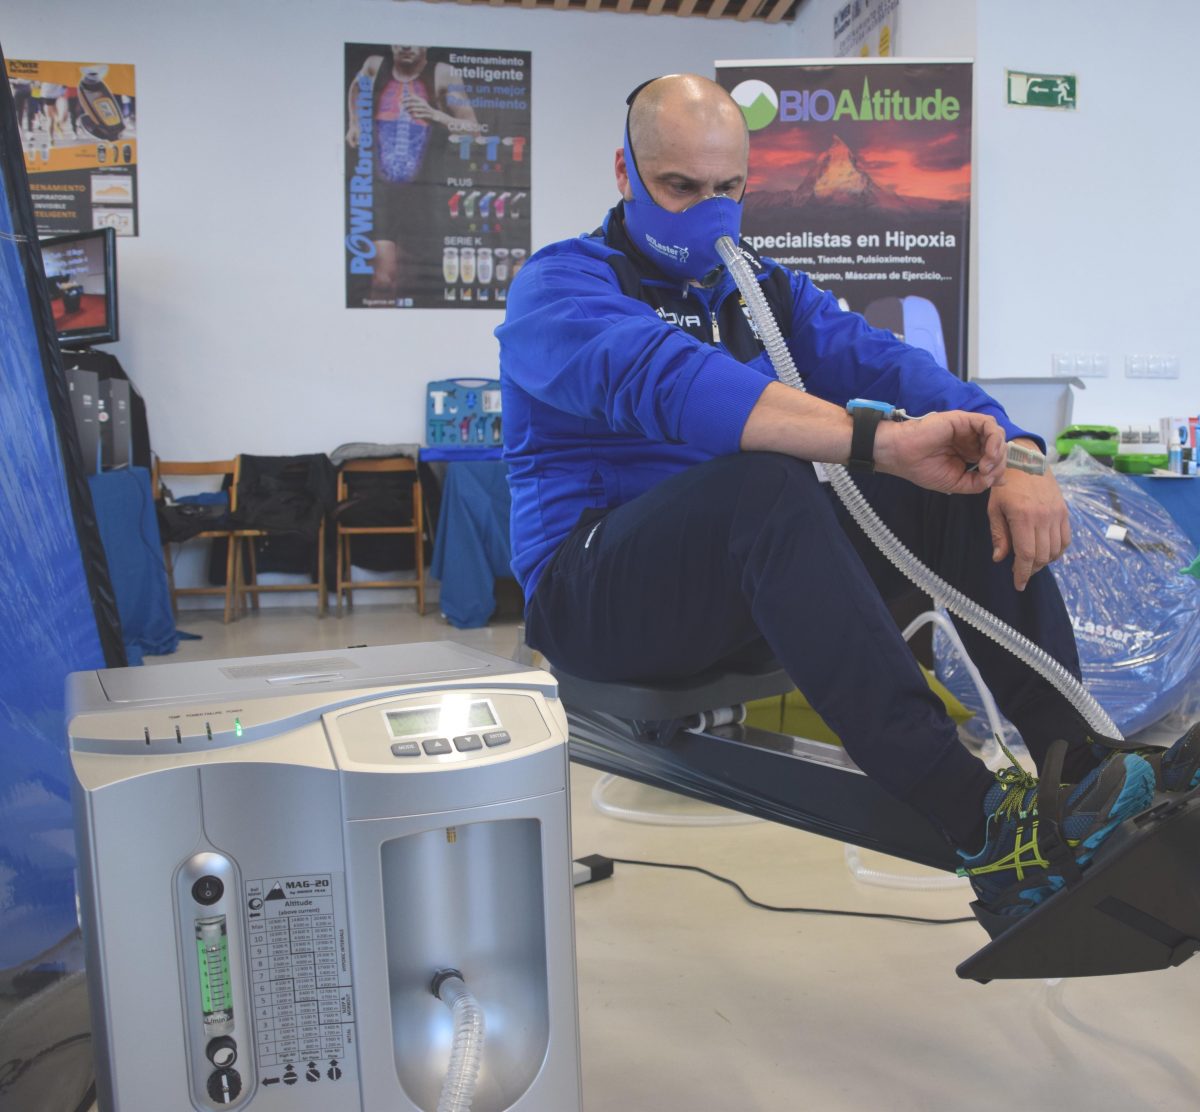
[192,875,224,905]
[206,1067,242,1104]
[206,1036,238,1068]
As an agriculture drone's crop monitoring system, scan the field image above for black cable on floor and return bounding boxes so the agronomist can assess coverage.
[602,856,977,925]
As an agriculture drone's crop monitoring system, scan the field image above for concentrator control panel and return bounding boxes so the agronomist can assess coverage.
[331,689,553,767]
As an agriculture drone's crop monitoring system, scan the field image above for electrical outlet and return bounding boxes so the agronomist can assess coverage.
[1051,351,1108,377]
[1125,353,1181,378]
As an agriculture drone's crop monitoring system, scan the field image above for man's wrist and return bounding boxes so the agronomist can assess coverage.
[871,420,900,473]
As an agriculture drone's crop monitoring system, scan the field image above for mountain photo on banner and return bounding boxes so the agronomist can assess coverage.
[719,62,972,379]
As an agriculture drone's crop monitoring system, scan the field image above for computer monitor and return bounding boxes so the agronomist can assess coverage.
[40,227,119,347]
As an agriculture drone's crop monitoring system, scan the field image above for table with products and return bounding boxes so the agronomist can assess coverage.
[1128,475,1200,554]
[425,453,513,628]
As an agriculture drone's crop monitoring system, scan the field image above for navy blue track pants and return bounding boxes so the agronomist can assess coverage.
[526,452,1092,849]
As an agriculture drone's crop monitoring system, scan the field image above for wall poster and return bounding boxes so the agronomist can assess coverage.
[344,44,532,309]
[5,57,138,236]
[717,59,972,378]
[834,0,900,58]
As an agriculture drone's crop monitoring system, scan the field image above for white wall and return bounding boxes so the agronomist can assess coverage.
[5,0,791,459]
[974,0,1198,425]
[789,0,973,58]
[6,0,1196,454]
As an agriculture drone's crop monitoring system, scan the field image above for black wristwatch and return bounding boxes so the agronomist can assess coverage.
[846,399,897,472]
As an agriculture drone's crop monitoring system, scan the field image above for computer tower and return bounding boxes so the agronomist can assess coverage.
[100,376,131,469]
[61,348,152,470]
[65,366,101,475]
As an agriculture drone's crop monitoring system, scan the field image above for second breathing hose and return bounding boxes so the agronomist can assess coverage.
[713,235,1121,743]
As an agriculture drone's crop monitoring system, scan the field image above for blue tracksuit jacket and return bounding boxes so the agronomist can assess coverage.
[496,206,1033,605]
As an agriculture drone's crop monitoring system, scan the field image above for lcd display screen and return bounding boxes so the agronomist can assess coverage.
[41,227,119,346]
[385,700,497,738]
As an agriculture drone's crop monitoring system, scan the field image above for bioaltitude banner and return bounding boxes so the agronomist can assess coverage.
[4,58,138,236]
[717,59,972,378]
[344,44,532,309]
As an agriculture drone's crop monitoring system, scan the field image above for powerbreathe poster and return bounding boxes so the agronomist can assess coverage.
[5,57,138,236]
[716,60,972,379]
[344,44,532,309]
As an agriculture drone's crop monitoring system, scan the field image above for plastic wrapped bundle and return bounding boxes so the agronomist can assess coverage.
[937,449,1200,742]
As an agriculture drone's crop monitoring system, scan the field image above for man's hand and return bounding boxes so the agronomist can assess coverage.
[987,440,1071,591]
[874,410,1007,495]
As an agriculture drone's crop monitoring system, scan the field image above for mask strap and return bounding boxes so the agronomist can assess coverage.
[623,76,674,206]
[622,76,748,208]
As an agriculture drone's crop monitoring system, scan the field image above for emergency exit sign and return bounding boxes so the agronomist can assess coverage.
[1007,70,1077,109]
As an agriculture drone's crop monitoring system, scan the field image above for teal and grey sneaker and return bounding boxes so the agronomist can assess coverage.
[1091,721,1200,795]
[1136,722,1200,794]
[957,750,1155,918]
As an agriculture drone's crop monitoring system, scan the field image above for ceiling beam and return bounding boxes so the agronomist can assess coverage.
[426,0,799,20]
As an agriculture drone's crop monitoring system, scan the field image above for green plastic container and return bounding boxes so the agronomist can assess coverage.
[1056,424,1120,462]
[1114,453,1169,474]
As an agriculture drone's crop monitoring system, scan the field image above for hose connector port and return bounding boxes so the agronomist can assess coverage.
[430,968,465,999]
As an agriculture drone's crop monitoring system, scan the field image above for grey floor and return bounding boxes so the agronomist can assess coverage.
[132,603,1199,1112]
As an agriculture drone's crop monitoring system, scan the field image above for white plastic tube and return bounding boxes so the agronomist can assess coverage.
[434,973,485,1112]
[843,843,968,890]
[901,609,1006,769]
[843,608,998,891]
[714,235,1122,744]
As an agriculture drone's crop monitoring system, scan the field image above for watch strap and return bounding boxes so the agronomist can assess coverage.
[848,405,884,472]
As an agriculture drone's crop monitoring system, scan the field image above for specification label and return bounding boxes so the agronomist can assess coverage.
[244,872,357,1088]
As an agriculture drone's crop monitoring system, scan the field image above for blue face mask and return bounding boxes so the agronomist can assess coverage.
[621,121,744,284]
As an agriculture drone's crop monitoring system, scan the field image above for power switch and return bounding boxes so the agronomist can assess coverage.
[191,876,224,906]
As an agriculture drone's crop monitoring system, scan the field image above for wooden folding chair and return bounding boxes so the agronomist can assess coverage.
[335,457,426,616]
[151,458,243,624]
[232,454,330,617]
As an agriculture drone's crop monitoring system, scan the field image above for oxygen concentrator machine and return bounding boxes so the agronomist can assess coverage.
[68,643,583,1111]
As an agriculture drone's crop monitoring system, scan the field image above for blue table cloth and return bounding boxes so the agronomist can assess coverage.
[430,460,513,628]
[1128,475,1200,556]
[89,466,178,662]
[420,445,503,462]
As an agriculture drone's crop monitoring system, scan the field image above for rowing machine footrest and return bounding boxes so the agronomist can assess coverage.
[958,789,1200,981]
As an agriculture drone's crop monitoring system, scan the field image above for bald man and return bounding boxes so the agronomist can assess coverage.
[497,75,1197,922]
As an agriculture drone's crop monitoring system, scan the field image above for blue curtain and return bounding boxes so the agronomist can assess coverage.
[0,42,124,1111]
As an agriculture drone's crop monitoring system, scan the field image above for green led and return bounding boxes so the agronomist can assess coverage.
[234,718,243,737]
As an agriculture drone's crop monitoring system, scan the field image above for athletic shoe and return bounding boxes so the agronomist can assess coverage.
[957,752,1155,917]
[1091,721,1200,794]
